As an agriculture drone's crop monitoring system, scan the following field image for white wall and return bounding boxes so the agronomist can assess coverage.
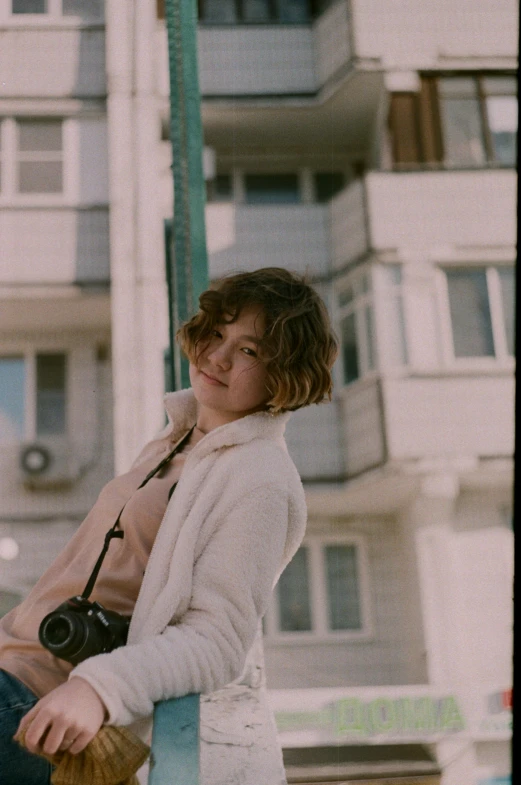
[352,0,518,68]
[366,170,517,253]
[383,374,515,460]
[264,515,428,689]
[0,29,106,97]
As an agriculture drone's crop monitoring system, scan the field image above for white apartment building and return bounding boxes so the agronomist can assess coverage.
[0,2,516,784]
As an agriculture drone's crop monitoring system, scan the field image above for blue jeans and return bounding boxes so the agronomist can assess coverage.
[0,670,52,785]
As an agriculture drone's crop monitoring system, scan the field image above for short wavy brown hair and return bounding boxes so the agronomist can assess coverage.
[176,267,338,412]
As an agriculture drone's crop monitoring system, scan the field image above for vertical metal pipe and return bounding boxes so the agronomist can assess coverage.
[164,0,209,390]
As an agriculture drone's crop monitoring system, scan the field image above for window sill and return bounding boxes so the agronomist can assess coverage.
[0,19,104,31]
[264,631,374,646]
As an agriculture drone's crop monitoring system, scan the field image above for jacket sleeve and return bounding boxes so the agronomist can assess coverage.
[70,483,290,726]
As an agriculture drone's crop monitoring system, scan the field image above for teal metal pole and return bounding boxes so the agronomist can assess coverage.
[164,0,209,390]
[149,694,200,785]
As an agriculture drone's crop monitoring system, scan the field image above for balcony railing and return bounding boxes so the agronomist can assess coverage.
[0,28,106,98]
[0,207,110,286]
[330,169,517,269]
[206,203,330,279]
[156,1,352,98]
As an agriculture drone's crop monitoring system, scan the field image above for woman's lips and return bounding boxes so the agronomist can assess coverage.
[201,370,226,386]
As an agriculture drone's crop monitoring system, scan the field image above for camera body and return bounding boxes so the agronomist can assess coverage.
[38,595,130,666]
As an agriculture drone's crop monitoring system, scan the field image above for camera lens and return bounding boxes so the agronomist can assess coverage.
[44,616,73,646]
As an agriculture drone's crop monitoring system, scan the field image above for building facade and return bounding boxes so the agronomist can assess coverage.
[0,1,516,784]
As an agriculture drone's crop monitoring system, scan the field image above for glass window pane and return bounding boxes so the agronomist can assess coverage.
[243,0,272,22]
[338,286,354,307]
[439,98,486,167]
[499,267,515,356]
[486,96,517,166]
[314,172,345,203]
[482,77,518,96]
[19,121,62,153]
[201,0,237,22]
[325,545,361,631]
[438,78,478,97]
[341,313,359,383]
[36,354,66,435]
[365,306,375,370]
[12,0,46,12]
[18,161,63,193]
[446,270,494,357]
[215,174,233,199]
[277,0,310,22]
[62,0,103,16]
[0,357,25,443]
[244,174,300,204]
[278,547,312,632]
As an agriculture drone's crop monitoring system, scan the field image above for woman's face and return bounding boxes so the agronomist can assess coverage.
[189,305,270,432]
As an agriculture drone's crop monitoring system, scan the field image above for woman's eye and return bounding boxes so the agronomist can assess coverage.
[242,347,257,357]
[211,329,222,338]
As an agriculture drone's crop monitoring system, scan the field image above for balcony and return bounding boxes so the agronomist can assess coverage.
[156,1,352,99]
[331,169,517,269]
[0,28,106,98]
[339,372,514,479]
[205,203,330,279]
[352,0,518,69]
[0,207,110,286]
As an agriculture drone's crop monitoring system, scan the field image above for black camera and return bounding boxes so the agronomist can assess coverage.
[38,595,130,666]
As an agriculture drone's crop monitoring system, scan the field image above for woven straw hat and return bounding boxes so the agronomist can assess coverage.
[18,725,150,785]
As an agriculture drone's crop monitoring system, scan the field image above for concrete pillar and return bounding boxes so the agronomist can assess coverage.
[106,0,169,474]
[406,472,477,785]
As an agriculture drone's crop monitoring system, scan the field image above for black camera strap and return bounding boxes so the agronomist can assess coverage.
[80,424,196,601]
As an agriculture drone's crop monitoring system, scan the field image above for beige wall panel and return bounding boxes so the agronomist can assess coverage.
[383,375,514,460]
[0,30,106,97]
[352,0,518,67]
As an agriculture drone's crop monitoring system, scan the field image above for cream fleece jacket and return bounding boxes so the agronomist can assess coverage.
[71,389,307,727]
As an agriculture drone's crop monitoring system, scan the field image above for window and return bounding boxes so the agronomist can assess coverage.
[196,0,317,24]
[12,0,46,11]
[10,0,103,17]
[206,174,233,202]
[378,264,408,367]
[17,120,63,194]
[388,74,517,169]
[314,172,345,203]
[244,174,300,204]
[442,266,514,360]
[0,352,67,444]
[264,537,370,639]
[337,271,376,385]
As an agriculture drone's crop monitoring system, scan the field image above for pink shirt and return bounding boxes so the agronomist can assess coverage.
[0,427,204,698]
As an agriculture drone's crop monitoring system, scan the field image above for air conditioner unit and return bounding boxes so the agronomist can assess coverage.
[19,439,81,490]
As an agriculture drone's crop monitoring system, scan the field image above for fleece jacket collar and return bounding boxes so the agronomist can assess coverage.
[163,388,291,458]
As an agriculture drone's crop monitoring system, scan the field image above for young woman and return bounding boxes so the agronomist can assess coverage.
[0,267,338,784]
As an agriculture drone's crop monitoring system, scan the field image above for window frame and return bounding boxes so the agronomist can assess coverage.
[436,262,515,367]
[336,267,378,386]
[0,117,77,205]
[0,348,69,443]
[2,0,104,24]
[195,0,320,25]
[388,72,517,170]
[263,534,373,644]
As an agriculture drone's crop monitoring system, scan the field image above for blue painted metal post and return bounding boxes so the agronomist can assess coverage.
[149,694,200,784]
[151,0,206,780]
[164,0,209,391]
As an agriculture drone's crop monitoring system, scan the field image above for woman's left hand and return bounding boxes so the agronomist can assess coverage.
[15,677,107,756]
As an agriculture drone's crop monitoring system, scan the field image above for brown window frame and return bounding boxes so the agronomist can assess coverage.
[388,72,517,170]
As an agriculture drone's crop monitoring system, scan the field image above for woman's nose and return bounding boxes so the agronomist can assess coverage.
[207,345,232,369]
